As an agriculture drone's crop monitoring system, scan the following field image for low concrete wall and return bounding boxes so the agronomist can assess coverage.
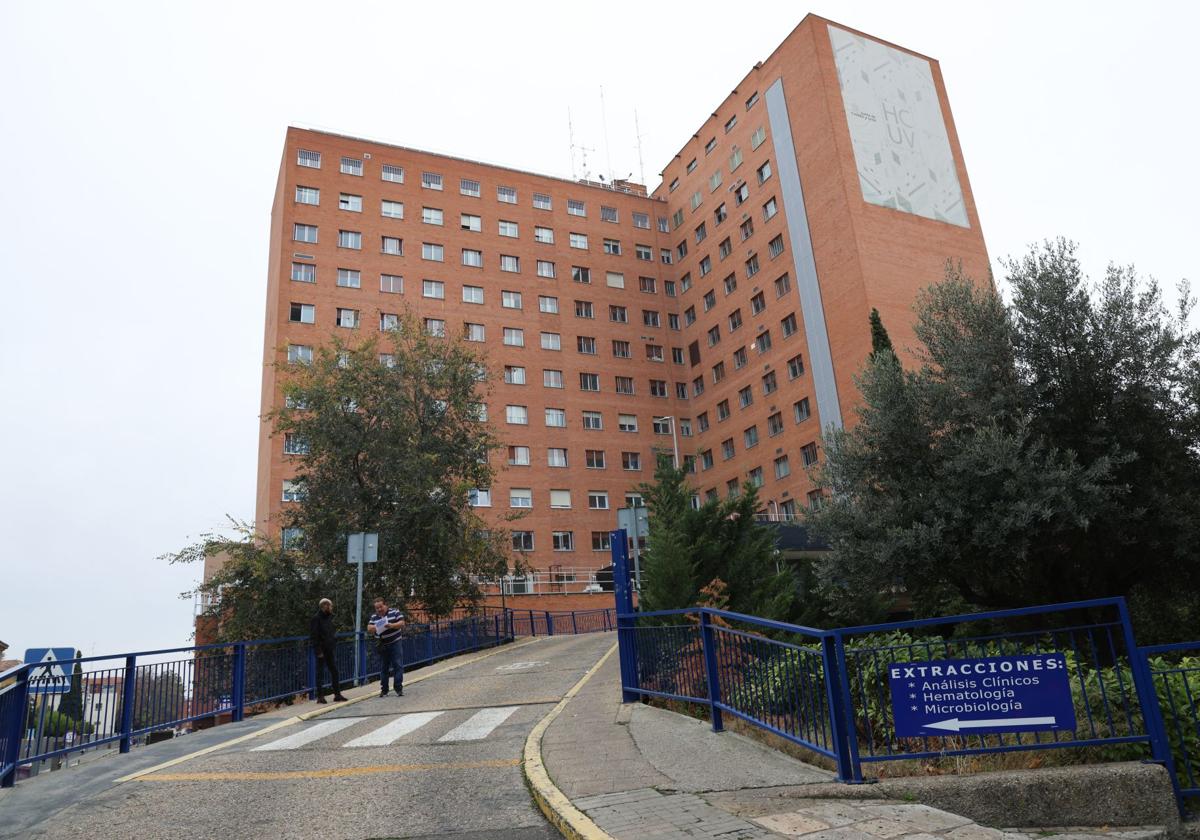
[796,762,1179,830]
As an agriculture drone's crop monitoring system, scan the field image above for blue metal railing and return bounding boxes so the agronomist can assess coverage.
[0,605,618,788]
[1139,641,1200,813]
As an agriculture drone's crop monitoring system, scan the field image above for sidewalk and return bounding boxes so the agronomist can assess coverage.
[532,647,1168,840]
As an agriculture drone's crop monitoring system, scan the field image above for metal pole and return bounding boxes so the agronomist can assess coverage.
[630,513,642,594]
[354,554,364,686]
[670,418,679,468]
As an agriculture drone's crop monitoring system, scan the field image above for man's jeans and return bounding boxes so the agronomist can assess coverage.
[379,641,404,693]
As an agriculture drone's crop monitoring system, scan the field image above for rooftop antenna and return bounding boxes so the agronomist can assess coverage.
[568,106,595,182]
[600,86,613,182]
[634,108,647,187]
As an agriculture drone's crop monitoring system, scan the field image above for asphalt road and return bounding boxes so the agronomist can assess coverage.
[5,633,616,840]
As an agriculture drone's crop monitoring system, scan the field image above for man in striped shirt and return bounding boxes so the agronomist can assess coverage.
[369,597,406,697]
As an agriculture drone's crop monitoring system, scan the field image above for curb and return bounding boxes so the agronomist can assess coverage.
[523,642,620,840]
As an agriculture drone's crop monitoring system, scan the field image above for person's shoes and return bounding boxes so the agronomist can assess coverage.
[333,694,349,702]
[379,690,388,698]
[316,696,328,704]
[395,687,403,696]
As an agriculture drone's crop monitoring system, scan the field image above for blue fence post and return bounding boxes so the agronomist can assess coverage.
[450,622,458,654]
[820,633,861,782]
[572,612,579,634]
[357,633,368,685]
[546,611,555,636]
[306,646,317,700]
[529,610,536,637]
[119,655,137,753]
[231,644,246,723]
[699,610,724,732]
[611,528,640,703]
[1,666,30,788]
[493,615,500,646]
[426,625,434,663]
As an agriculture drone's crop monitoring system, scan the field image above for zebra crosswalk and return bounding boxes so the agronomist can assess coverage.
[251,707,522,752]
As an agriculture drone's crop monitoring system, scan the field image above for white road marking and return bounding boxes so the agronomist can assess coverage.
[495,661,547,672]
[438,706,520,742]
[344,712,444,747]
[250,717,364,751]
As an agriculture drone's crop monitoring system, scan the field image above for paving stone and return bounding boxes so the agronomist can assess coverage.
[787,802,875,828]
[945,825,1006,840]
[856,804,974,832]
[857,818,917,838]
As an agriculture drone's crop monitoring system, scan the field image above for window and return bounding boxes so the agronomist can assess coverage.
[512,531,534,551]
[547,489,572,510]
[424,318,445,337]
[801,442,819,467]
[686,157,698,174]
[672,208,685,229]
[539,295,559,314]
[381,164,403,183]
[808,490,825,511]
[291,262,316,283]
[579,372,600,391]
[709,170,722,192]
[606,272,625,289]
[282,479,305,502]
[763,197,778,220]
[744,425,759,448]
[574,300,593,319]
[751,125,767,149]
[635,244,653,261]
[781,313,798,337]
[609,305,627,323]
[748,467,764,488]
[339,193,363,212]
[498,219,519,238]
[635,276,655,295]
[337,268,361,288]
[510,488,533,508]
[669,314,680,331]
[717,399,731,421]
[612,340,631,359]
[715,202,728,225]
[643,310,660,328]
[297,149,321,168]
[592,531,612,551]
[729,145,743,170]
[622,451,641,471]
[295,185,319,205]
[552,531,574,551]
[582,411,603,430]
[775,273,791,298]
[618,414,638,432]
[794,398,811,424]
[660,248,673,265]
[545,408,566,428]
[506,405,529,425]
[740,218,755,241]
[588,491,609,510]
[469,488,491,507]
[422,242,444,261]
[615,376,634,394]
[497,185,517,204]
[462,248,483,267]
[684,306,696,326]
[537,260,556,278]
[658,216,670,233]
[632,211,650,229]
[293,223,318,243]
[571,266,591,285]
[382,236,402,255]
[540,331,561,350]
[697,412,710,432]
[603,238,622,255]
[586,449,606,468]
[739,385,754,408]
[646,344,664,362]
[463,285,484,304]
[464,322,485,342]
[502,290,523,309]
[649,379,667,397]
[504,364,527,384]
[762,371,778,395]
[652,417,672,435]
[769,234,785,259]
[543,369,564,389]
[567,199,586,217]
[534,193,553,210]
[677,240,688,260]
[692,376,705,397]
[600,205,618,223]
[508,445,530,465]
[423,279,445,299]
[548,448,568,467]
[381,200,404,219]
[672,347,685,365]
[570,232,588,249]
[755,330,772,354]
[727,479,741,498]
[721,439,735,460]
[733,346,747,369]
[460,178,481,197]
[773,455,791,480]
[577,336,597,354]
[664,280,677,297]
[416,206,441,226]
[504,327,525,347]
[734,182,750,205]
[499,255,519,273]
[787,354,805,379]
[534,226,554,244]
[707,325,721,347]
[668,177,679,193]
[768,412,784,437]
[699,256,712,277]
[335,307,359,328]
[700,450,714,470]
[339,157,362,176]
[289,303,315,324]
[750,292,767,314]
[711,361,725,383]
[422,172,443,190]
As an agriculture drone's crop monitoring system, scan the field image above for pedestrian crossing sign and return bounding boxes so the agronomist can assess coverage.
[23,647,76,694]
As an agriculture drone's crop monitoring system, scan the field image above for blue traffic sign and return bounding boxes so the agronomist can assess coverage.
[23,648,77,694]
[888,653,1077,737]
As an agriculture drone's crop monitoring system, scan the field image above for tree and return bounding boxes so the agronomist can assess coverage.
[638,460,697,613]
[270,316,510,620]
[57,652,84,722]
[869,307,894,358]
[809,244,1200,638]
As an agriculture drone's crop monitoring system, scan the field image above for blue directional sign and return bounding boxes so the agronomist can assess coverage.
[23,648,77,694]
[888,653,1076,737]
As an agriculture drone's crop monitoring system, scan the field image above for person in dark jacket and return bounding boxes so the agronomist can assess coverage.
[309,598,347,703]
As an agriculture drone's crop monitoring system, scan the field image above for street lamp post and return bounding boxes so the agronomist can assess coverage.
[654,415,679,468]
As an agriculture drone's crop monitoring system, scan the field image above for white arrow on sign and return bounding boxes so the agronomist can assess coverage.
[924,716,1057,732]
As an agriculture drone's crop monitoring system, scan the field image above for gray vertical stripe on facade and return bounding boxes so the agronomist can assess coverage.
[765,78,843,431]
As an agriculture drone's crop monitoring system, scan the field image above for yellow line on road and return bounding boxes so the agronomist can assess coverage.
[135,758,521,782]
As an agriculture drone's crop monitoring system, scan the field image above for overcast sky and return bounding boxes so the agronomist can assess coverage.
[1,0,1195,662]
